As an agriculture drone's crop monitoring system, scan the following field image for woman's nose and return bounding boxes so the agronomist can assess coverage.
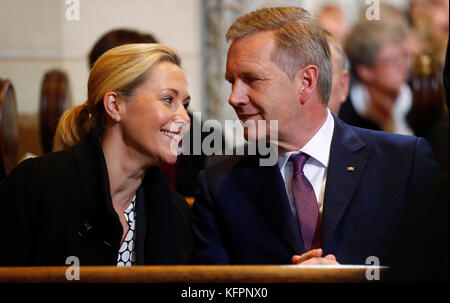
[177,104,191,125]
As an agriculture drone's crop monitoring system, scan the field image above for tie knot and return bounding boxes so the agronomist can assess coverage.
[289,153,310,173]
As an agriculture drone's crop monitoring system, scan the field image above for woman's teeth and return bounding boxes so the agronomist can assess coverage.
[161,130,181,140]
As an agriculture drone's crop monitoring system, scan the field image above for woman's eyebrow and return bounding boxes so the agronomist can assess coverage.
[162,88,179,96]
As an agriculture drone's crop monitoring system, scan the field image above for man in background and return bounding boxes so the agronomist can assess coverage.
[326,32,349,115]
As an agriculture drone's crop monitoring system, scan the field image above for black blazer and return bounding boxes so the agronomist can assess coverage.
[0,131,193,266]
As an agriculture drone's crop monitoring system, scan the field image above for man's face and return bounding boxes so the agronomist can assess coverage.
[225,31,301,146]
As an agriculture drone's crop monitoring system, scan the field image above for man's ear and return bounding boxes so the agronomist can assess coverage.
[103,92,121,122]
[297,65,318,105]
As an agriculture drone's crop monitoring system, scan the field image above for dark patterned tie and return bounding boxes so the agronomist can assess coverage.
[290,153,321,251]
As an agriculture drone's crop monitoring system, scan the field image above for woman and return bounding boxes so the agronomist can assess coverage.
[0,44,193,266]
[340,7,414,136]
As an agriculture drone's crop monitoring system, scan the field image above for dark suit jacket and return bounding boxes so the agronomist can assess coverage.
[338,95,383,132]
[0,131,193,266]
[191,116,440,265]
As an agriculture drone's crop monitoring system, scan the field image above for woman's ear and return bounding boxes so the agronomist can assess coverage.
[103,92,121,122]
[297,65,318,105]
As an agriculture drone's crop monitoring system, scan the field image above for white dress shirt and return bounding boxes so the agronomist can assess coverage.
[277,109,335,217]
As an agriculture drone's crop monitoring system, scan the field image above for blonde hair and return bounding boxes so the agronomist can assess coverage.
[53,43,181,151]
[226,7,333,104]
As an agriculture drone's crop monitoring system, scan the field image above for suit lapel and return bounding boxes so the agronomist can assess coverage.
[322,117,367,248]
[244,158,303,254]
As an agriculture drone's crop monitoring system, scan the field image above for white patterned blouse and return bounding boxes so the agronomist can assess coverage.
[117,195,137,266]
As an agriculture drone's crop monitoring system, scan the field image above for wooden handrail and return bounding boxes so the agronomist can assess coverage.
[0,265,387,283]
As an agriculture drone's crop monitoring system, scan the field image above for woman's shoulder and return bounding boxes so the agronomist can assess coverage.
[0,149,78,208]
[25,148,77,175]
[25,131,101,174]
[2,148,79,191]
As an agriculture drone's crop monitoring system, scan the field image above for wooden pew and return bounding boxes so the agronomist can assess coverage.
[0,265,387,283]
[0,79,19,178]
[39,69,71,153]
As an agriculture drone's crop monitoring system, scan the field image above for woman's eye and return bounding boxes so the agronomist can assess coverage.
[183,103,190,110]
[163,96,173,103]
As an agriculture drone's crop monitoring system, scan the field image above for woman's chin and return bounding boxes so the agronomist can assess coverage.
[161,152,178,165]
[151,140,180,166]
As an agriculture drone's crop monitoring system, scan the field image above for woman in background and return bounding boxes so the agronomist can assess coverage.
[0,44,193,266]
[340,5,414,135]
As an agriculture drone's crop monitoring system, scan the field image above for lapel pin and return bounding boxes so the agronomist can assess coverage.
[347,166,355,172]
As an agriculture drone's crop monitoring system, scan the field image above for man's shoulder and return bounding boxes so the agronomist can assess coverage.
[335,116,424,151]
[352,125,418,144]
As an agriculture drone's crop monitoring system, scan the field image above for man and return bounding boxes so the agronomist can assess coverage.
[326,32,349,115]
[317,3,348,44]
[191,7,440,265]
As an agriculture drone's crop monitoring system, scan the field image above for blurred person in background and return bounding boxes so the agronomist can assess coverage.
[340,5,414,135]
[317,3,349,44]
[325,31,349,115]
[88,28,158,69]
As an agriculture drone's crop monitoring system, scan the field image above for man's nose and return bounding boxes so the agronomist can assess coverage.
[229,80,249,108]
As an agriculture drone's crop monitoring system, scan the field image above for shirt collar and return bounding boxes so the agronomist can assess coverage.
[277,108,335,170]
